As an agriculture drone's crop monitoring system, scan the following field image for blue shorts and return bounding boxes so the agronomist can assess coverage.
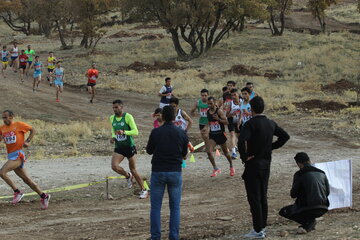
[27,61,32,66]
[33,72,42,78]
[11,56,18,60]
[7,150,26,169]
[54,80,63,87]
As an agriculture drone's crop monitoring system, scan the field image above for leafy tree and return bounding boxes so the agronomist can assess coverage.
[307,0,337,33]
[0,0,35,35]
[123,0,267,60]
[266,0,292,36]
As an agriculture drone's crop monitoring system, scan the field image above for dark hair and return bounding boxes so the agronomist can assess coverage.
[246,82,253,86]
[3,110,14,116]
[294,152,310,164]
[169,97,179,105]
[249,96,264,114]
[21,49,25,53]
[112,99,123,105]
[207,96,216,102]
[3,45,6,48]
[222,86,228,92]
[154,108,163,114]
[162,105,175,122]
[165,77,171,82]
[227,80,236,86]
[230,88,238,93]
[35,55,40,58]
[200,88,209,94]
[49,51,53,54]
[241,87,251,94]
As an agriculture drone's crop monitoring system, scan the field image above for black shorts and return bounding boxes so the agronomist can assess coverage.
[19,65,26,70]
[209,133,227,145]
[227,117,234,132]
[87,82,96,87]
[114,146,137,158]
[199,124,206,130]
[48,68,54,73]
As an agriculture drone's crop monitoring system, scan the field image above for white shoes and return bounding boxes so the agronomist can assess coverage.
[244,229,266,239]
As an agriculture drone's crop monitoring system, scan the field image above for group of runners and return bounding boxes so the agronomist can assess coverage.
[156,77,258,177]
[1,42,99,103]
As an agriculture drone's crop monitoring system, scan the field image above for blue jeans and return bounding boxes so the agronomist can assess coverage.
[150,172,182,240]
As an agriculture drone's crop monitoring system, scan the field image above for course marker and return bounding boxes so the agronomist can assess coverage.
[189,154,196,163]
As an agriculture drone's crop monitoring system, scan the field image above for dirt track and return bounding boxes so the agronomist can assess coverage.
[0,68,359,239]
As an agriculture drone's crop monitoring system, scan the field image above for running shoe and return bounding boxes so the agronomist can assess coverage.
[40,194,51,210]
[11,191,25,204]
[50,82,52,87]
[90,99,93,104]
[126,172,133,189]
[231,152,237,159]
[211,169,221,177]
[230,167,235,176]
[56,99,60,102]
[47,76,50,81]
[244,229,265,239]
[139,190,149,199]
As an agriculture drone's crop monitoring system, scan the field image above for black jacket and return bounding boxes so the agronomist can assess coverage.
[146,122,189,172]
[238,115,290,169]
[291,164,330,212]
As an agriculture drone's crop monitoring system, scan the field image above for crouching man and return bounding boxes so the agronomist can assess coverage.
[279,152,330,234]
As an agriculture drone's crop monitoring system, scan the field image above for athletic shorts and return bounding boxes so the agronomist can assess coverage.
[8,150,26,169]
[33,72,42,78]
[234,124,241,134]
[54,80,63,87]
[11,56,18,60]
[114,146,137,159]
[27,61,32,66]
[199,124,206,130]
[227,117,234,132]
[47,68,54,73]
[159,102,169,109]
[209,133,227,145]
[2,61,8,65]
[19,65,26,70]
[87,82,96,87]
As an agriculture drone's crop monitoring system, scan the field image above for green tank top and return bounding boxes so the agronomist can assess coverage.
[197,99,209,125]
[112,113,135,148]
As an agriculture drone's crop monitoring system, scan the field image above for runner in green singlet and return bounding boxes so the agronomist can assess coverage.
[110,99,148,199]
[190,89,209,143]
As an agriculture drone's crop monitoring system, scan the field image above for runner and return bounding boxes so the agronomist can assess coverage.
[110,99,148,199]
[53,61,64,102]
[1,46,10,78]
[169,97,195,152]
[0,110,50,210]
[190,88,209,143]
[32,56,42,92]
[152,108,163,128]
[224,81,237,159]
[24,45,35,76]
[217,86,228,109]
[246,82,258,100]
[46,52,57,86]
[10,42,19,72]
[18,50,28,83]
[158,77,174,108]
[86,63,98,103]
[228,88,242,139]
[240,87,252,126]
[206,97,235,177]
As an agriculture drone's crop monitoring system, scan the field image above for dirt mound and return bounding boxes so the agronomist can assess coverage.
[140,34,164,41]
[321,79,359,93]
[108,31,141,38]
[224,64,260,76]
[294,99,348,111]
[264,70,283,80]
[119,61,182,72]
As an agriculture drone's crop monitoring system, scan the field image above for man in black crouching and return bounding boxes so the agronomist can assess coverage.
[279,152,330,234]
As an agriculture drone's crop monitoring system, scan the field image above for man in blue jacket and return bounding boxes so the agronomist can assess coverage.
[146,105,189,240]
[279,152,330,234]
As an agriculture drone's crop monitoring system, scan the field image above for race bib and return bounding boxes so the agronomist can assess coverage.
[56,74,62,79]
[20,58,25,62]
[4,135,16,144]
[48,63,53,66]
[200,108,208,117]
[233,110,241,122]
[210,121,221,132]
[166,93,172,99]
[91,76,97,80]
[115,134,127,142]
[35,65,41,70]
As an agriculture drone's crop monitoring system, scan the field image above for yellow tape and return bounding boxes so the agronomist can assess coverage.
[0,176,127,200]
[193,142,205,151]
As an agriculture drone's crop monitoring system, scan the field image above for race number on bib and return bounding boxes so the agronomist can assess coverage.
[115,134,127,142]
[200,108,208,117]
[91,76,97,80]
[210,122,221,132]
[4,135,16,144]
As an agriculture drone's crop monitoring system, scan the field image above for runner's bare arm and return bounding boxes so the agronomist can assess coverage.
[216,109,229,125]
[182,110,193,132]
[24,127,35,148]
[190,101,198,117]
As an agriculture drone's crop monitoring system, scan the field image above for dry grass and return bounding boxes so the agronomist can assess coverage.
[326,3,360,24]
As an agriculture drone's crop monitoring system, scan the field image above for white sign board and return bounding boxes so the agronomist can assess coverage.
[314,159,352,210]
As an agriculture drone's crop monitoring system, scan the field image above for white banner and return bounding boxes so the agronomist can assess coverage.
[314,159,352,210]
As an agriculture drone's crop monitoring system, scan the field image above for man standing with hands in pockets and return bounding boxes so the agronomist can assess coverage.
[146,105,189,240]
[238,96,290,239]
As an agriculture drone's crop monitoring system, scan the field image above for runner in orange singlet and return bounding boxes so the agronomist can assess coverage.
[86,63,99,103]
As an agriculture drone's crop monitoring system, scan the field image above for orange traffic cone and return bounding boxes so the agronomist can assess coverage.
[215,149,221,156]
